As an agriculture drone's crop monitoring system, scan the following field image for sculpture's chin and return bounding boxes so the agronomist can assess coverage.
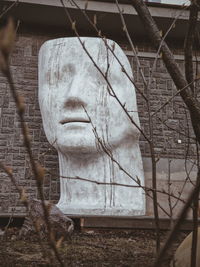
[55,138,100,157]
[57,145,100,157]
[49,126,98,155]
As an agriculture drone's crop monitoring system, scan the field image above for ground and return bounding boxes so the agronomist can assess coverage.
[0,228,188,266]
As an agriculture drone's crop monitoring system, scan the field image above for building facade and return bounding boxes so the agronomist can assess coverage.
[0,0,199,219]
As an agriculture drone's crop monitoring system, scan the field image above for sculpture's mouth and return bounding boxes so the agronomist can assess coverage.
[60,118,90,125]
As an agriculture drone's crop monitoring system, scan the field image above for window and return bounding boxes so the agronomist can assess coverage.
[161,0,188,4]
[146,0,161,2]
[146,0,188,4]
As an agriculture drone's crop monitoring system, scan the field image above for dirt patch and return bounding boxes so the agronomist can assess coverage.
[0,228,188,266]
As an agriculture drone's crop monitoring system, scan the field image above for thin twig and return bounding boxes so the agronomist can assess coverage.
[0,0,19,19]
[115,0,148,93]
[60,0,150,145]
[152,77,200,117]
[191,141,200,267]
[55,173,187,205]
[0,19,64,264]
[153,169,200,267]
[82,106,171,218]
[184,1,198,93]
[69,0,148,102]
[0,162,51,265]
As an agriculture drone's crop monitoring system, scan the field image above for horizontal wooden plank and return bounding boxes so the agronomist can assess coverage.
[0,214,199,231]
[80,216,200,231]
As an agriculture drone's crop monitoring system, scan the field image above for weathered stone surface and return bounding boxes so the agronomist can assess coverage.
[38,37,145,216]
[19,199,74,240]
[171,227,200,267]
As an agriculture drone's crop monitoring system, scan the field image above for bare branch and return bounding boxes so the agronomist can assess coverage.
[115,0,148,90]
[130,0,200,145]
[184,0,198,93]
[0,19,64,266]
[153,169,200,267]
[0,0,19,19]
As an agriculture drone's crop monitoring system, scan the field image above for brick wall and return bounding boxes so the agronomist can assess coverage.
[0,31,198,216]
[134,56,196,158]
[0,33,60,213]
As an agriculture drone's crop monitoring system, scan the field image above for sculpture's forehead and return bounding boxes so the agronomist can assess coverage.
[47,38,112,55]
[41,38,129,70]
[39,38,134,90]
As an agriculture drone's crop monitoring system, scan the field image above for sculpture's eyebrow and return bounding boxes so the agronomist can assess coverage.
[85,64,123,86]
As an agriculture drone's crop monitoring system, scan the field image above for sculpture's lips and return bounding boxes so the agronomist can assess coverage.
[60,118,90,124]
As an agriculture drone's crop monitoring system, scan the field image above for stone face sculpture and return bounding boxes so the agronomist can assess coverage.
[38,37,145,216]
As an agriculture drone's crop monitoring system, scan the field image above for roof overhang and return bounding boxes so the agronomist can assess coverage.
[0,0,196,42]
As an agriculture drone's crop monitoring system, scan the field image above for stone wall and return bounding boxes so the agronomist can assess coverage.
[0,32,60,214]
[0,31,198,217]
[125,42,198,218]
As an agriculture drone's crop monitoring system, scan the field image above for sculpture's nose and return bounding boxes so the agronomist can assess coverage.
[62,75,88,110]
[64,97,86,110]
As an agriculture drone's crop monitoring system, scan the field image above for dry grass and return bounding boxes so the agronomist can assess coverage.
[0,228,188,267]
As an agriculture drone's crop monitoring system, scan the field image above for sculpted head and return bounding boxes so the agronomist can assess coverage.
[38,37,140,156]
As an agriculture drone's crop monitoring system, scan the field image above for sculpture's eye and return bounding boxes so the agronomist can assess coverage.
[110,73,120,84]
[45,71,51,85]
[59,63,75,82]
[62,64,75,76]
[44,64,76,86]
[89,67,107,85]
